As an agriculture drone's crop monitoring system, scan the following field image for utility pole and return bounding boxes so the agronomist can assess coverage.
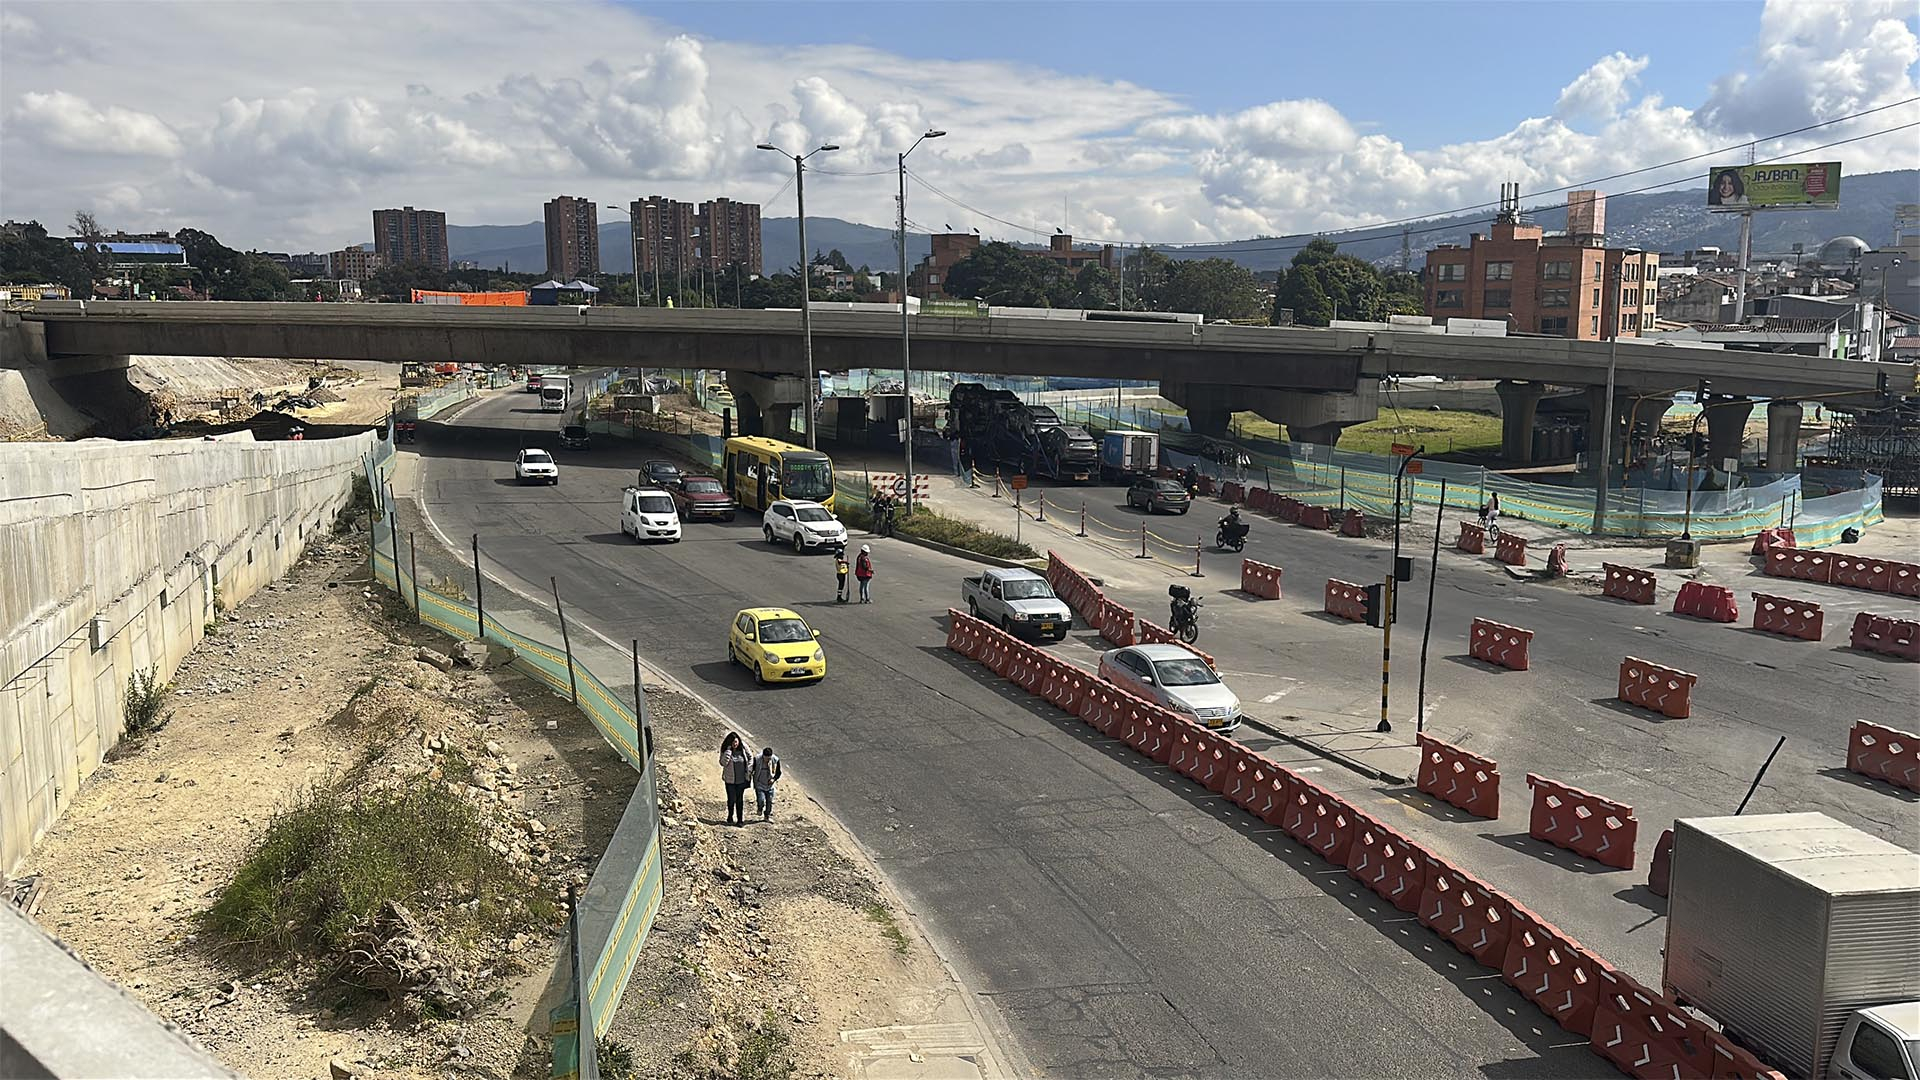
[759,140,841,448]
[1594,264,1621,535]
[1378,446,1422,734]
[898,128,946,515]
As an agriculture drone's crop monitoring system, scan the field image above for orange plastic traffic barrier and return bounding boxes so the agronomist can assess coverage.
[1750,592,1823,641]
[1495,532,1528,566]
[1196,474,1215,495]
[1831,554,1893,592]
[1764,548,1832,584]
[1282,780,1355,864]
[1252,766,1295,826]
[1527,773,1638,869]
[1468,617,1533,671]
[1750,526,1795,555]
[1240,559,1283,599]
[1501,905,1602,1037]
[1324,579,1369,622]
[1417,857,1514,967]
[1218,744,1261,806]
[1278,497,1301,522]
[1298,504,1333,530]
[1415,733,1501,819]
[1145,712,1181,764]
[1339,509,1365,537]
[1246,487,1272,512]
[1588,967,1718,1080]
[1847,720,1920,793]
[1343,816,1428,913]
[1172,728,1227,789]
[1672,581,1739,622]
[1891,561,1920,597]
[1097,597,1137,646]
[1220,481,1244,503]
[1617,656,1698,719]
[1601,563,1656,605]
[1849,612,1920,661]
[1457,521,1485,554]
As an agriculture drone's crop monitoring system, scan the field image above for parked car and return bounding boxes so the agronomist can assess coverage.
[727,606,826,685]
[1126,476,1190,514]
[1097,643,1241,731]
[672,475,737,522]
[514,448,559,485]
[961,568,1072,640]
[559,424,591,450]
[762,499,847,553]
[620,487,682,543]
[641,459,683,489]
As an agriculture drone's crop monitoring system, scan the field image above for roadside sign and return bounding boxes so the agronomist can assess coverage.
[1010,475,1029,491]
[1390,442,1416,457]
[892,476,910,497]
[1406,461,1424,474]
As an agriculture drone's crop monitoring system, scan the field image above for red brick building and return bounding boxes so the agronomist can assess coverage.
[1424,192,1658,339]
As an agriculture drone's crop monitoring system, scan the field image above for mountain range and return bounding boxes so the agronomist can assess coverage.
[447,168,1915,277]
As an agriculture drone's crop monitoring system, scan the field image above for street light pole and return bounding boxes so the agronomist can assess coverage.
[759,141,841,448]
[605,204,640,308]
[1593,265,1622,535]
[1681,378,1710,541]
[898,128,946,515]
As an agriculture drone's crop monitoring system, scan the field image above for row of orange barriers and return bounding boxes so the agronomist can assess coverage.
[1046,551,1103,626]
[1136,618,1216,667]
[943,606,1784,1080]
[1766,548,1920,598]
[1096,596,1137,646]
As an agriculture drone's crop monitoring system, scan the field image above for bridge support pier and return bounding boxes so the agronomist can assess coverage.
[1289,422,1348,446]
[1765,401,1802,471]
[1161,379,1376,448]
[1184,407,1232,439]
[1585,385,1627,477]
[1495,380,1548,464]
[1704,394,1753,470]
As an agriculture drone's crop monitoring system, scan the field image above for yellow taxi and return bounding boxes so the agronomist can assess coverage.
[727,607,826,685]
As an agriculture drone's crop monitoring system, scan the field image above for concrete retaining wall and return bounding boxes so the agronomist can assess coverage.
[0,432,376,873]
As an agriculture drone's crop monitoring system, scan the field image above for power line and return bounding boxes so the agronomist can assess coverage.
[906,98,1919,254]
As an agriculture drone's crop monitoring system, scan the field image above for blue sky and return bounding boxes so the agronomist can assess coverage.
[635,1,1755,146]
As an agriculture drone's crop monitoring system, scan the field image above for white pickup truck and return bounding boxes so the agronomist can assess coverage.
[961,568,1072,641]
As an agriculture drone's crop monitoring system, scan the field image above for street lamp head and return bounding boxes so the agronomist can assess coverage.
[927,129,947,139]
[756,143,780,153]
[819,144,841,152]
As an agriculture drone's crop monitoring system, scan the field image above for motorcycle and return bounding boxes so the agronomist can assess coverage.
[1168,584,1202,645]
[1215,516,1249,553]
[396,421,417,444]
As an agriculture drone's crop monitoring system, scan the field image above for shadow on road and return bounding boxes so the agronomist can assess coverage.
[1487,831,1631,877]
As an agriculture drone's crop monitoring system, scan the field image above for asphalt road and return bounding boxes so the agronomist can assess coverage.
[413,388,1604,1079]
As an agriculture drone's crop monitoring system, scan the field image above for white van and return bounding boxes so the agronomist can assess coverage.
[620,486,682,543]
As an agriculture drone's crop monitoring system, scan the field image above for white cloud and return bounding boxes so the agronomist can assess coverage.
[0,0,1913,252]
[9,90,182,157]
[1556,53,1650,123]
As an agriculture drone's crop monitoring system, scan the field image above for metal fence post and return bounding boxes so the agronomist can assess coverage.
[551,577,579,706]
[408,533,421,622]
[632,639,652,765]
[472,534,487,642]
[384,483,403,592]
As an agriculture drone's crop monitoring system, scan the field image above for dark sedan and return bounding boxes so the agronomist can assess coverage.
[641,459,683,489]
[1126,476,1191,514]
[672,475,737,522]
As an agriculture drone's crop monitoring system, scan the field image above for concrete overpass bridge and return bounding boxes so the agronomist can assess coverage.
[8,300,1906,464]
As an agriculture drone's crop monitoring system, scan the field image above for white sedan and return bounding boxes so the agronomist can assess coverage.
[515,448,559,485]
[762,499,847,553]
[1097,643,1242,732]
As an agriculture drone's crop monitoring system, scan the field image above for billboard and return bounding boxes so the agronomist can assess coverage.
[1706,162,1841,210]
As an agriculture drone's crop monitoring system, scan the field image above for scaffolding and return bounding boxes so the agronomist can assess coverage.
[1818,401,1920,498]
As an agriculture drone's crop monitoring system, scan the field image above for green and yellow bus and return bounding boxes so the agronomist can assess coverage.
[723,436,836,514]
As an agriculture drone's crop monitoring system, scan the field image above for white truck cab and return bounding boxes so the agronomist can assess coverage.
[1831,1003,1919,1080]
[621,486,682,543]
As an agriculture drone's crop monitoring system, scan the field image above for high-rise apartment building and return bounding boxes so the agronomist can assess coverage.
[327,247,383,281]
[698,198,762,276]
[371,206,449,269]
[543,196,600,279]
[628,196,698,287]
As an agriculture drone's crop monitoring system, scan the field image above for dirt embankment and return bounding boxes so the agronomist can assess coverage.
[15,511,998,1079]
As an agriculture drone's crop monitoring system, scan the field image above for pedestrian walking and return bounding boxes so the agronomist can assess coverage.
[718,732,751,826]
[855,544,875,604]
[751,746,783,821]
[834,543,850,603]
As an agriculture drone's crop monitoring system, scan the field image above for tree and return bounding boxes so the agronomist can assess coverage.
[1273,238,1400,326]
[0,220,92,294]
[1074,263,1117,309]
[1159,258,1265,322]
[824,248,851,271]
[174,229,297,301]
[69,211,109,295]
[363,260,449,302]
[943,241,1074,307]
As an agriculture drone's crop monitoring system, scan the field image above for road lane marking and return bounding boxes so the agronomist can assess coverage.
[1259,677,1303,704]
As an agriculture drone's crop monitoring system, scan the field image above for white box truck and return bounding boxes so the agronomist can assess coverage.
[1664,813,1919,1079]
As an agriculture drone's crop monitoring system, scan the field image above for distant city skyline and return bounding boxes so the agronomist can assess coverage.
[2,2,1914,253]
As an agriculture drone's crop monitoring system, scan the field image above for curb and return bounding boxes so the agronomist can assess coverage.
[880,528,1043,570]
[1240,716,1410,785]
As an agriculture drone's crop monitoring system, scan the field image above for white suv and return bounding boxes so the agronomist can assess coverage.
[515,448,559,485]
[621,487,682,543]
[762,499,847,553]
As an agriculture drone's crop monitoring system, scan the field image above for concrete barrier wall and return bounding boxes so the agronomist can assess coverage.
[0,432,376,873]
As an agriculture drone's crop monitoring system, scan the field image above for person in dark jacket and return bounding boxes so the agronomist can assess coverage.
[718,732,751,825]
[751,746,783,821]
